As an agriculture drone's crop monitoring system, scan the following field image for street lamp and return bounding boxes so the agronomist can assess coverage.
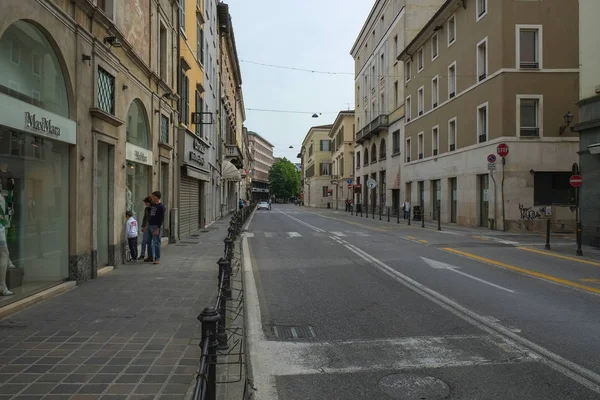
[559,111,574,135]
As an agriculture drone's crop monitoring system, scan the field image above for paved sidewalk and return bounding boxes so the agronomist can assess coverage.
[0,219,230,400]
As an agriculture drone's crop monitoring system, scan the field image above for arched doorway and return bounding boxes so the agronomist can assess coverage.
[0,20,73,300]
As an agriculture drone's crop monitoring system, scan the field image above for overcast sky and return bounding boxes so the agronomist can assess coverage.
[227,0,375,161]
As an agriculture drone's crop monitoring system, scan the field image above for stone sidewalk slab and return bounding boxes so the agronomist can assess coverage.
[0,219,231,400]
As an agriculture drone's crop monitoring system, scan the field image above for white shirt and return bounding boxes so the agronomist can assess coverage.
[404,201,410,210]
[126,217,138,239]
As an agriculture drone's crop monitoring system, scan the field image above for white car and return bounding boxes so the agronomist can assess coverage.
[257,201,270,210]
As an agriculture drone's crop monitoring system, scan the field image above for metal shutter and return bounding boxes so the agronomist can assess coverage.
[180,177,200,237]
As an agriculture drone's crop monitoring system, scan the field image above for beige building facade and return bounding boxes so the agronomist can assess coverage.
[248,131,274,201]
[328,111,356,209]
[399,0,579,230]
[301,125,333,208]
[0,0,179,304]
[351,0,445,215]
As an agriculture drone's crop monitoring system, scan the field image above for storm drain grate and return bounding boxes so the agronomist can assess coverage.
[270,325,316,339]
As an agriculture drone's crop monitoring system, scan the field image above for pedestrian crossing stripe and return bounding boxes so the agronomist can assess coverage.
[248,231,371,238]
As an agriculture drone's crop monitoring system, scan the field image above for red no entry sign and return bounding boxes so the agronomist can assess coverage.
[570,174,582,188]
[497,143,509,157]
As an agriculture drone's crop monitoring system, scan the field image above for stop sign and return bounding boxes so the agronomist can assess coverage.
[497,143,509,157]
[570,174,582,188]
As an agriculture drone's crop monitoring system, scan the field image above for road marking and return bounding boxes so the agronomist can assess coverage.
[245,232,255,238]
[480,236,520,245]
[330,231,347,237]
[264,232,275,238]
[444,248,600,296]
[302,210,388,232]
[519,247,600,267]
[580,278,600,284]
[407,236,417,240]
[278,211,326,232]
[355,232,371,237]
[402,236,422,245]
[421,257,515,293]
[419,240,428,243]
[287,232,302,238]
[336,239,600,393]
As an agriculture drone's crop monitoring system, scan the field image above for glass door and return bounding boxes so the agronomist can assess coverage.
[479,174,489,227]
[97,142,110,267]
[450,178,457,223]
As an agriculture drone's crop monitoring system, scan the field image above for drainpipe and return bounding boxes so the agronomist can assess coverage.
[501,157,506,231]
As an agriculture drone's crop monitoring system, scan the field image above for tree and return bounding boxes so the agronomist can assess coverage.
[269,158,301,201]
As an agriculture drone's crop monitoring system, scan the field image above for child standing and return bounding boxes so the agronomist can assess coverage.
[125,210,138,262]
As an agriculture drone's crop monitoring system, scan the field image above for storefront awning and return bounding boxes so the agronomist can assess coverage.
[222,160,241,182]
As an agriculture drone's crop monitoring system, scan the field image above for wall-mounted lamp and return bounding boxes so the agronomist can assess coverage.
[104,36,123,48]
[81,54,91,66]
[80,155,85,161]
[122,85,129,91]
[529,169,535,174]
[162,92,178,101]
[559,111,574,135]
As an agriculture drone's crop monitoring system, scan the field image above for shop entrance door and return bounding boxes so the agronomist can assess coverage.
[479,174,489,227]
[97,142,111,267]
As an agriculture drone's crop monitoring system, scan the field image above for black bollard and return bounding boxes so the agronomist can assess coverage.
[422,208,425,228]
[379,206,382,221]
[576,222,583,256]
[198,307,220,400]
[437,206,441,231]
[408,209,411,226]
[545,219,551,250]
[216,259,229,350]
[397,208,400,224]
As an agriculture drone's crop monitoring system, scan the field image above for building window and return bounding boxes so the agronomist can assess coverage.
[518,96,542,137]
[97,67,115,115]
[394,35,399,58]
[405,138,411,162]
[371,65,375,90]
[517,25,542,69]
[418,132,424,159]
[477,37,488,81]
[405,60,412,82]
[477,102,488,143]
[159,23,168,79]
[364,150,369,165]
[417,47,424,71]
[432,76,439,108]
[392,130,400,154]
[320,162,331,176]
[448,118,457,151]
[356,151,361,168]
[371,143,377,163]
[380,138,386,159]
[195,90,203,136]
[357,85,360,108]
[340,157,345,177]
[98,0,114,20]
[322,186,329,197]
[448,62,456,98]
[320,140,331,151]
[432,126,439,156]
[406,95,412,122]
[197,21,204,64]
[180,0,186,33]
[476,0,488,21]
[432,33,438,60]
[380,53,385,78]
[160,115,169,144]
[308,144,313,157]
[183,74,190,125]
[32,53,41,77]
[533,172,572,206]
[417,86,424,116]
[394,81,399,109]
[447,14,456,45]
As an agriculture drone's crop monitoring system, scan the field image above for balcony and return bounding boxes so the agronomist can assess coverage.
[356,114,389,144]
[225,144,242,159]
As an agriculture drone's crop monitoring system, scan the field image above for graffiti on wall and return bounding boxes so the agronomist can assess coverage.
[518,203,545,220]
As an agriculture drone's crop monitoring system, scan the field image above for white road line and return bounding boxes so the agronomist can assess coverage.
[330,231,347,237]
[436,230,464,236]
[480,235,521,245]
[277,210,326,232]
[264,232,275,238]
[336,237,600,394]
[287,232,302,238]
[245,232,255,238]
[355,232,371,237]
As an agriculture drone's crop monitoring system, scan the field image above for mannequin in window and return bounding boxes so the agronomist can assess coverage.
[0,162,16,275]
[0,191,14,296]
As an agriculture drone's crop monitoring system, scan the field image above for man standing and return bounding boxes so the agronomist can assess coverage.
[403,199,410,220]
[148,191,166,265]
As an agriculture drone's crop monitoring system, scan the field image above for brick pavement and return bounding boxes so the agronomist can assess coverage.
[0,218,231,400]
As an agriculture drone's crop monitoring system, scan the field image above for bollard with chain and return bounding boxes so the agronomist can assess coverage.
[387,207,390,222]
[576,222,583,256]
[198,307,220,400]
[379,206,382,221]
[408,208,411,226]
[216,259,229,350]
[422,207,425,228]
[397,207,400,224]
[545,218,551,250]
[224,236,234,261]
[437,204,441,231]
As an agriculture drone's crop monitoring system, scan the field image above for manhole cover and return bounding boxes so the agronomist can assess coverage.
[378,374,450,399]
[270,325,315,339]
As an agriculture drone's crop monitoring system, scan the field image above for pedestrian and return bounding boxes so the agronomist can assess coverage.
[239,199,244,210]
[403,199,410,220]
[268,199,272,210]
[139,197,153,262]
[148,191,166,265]
[125,210,138,262]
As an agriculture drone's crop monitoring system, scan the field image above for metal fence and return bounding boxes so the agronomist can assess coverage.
[192,204,255,400]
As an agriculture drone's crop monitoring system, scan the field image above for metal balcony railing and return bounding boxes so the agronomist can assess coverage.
[356,114,389,143]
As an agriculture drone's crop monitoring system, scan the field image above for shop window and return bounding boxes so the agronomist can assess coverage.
[98,67,115,115]
[126,99,150,149]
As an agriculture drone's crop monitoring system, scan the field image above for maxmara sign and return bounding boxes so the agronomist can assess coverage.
[0,92,76,144]
[126,142,153,166]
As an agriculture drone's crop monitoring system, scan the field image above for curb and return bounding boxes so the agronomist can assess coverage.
[0,281,77,320]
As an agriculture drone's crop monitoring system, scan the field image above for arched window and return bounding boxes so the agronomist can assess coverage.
[364,149,369,165]
[380,139,387,159]
[371,143,377,163]
[126,99,150,149]
[0,20,70,117]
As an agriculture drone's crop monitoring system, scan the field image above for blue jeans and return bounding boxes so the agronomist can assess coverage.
[148,225,161,260]
[140,228,152,258]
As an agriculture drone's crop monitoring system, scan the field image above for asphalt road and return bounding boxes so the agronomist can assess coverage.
[243,204,600,400]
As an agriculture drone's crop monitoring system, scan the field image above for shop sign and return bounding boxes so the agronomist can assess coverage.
[0,92,76,144]
[125,142,153,166]
[189,151,205,166]
[193,138,208,153]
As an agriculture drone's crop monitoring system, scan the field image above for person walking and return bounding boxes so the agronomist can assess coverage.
[403,199,410,220]
[139,197,153,262]
[147,191,166,265]
[239,199,244,210]
[125,211,138,263]
[268,199,272,210]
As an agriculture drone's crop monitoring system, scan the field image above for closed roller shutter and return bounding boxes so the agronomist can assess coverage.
[180,177,200,237]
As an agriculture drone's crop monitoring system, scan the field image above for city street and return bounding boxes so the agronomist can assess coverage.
[244,204,600,400]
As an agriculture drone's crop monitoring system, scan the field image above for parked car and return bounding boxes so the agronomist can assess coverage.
[257,201,270,210]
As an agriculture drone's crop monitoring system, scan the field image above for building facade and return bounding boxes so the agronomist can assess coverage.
[399,0,579,230]
[0,0,179,304]
[328,111,356,209]
[301,125,334,208]
[217,2,247,214]
[572,0,600,247]
[248,131,274,201]
[350,0,445,215]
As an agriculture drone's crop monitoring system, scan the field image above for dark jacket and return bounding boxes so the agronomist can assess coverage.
[141,206,150,228]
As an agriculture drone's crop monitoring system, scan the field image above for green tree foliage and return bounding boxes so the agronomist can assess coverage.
[269,158,301,200]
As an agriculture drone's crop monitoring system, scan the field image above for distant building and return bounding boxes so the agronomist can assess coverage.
[300,124,334,207]
[328,111,356,209]
[248,131,275,201]
[295,163,302,172]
